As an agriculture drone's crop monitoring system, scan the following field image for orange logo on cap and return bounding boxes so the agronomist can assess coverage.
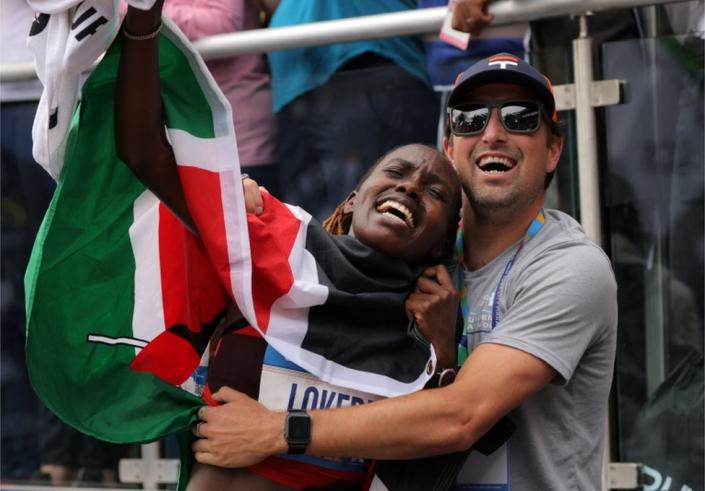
[488,54,519,69]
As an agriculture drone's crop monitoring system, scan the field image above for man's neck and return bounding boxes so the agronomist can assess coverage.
[462,200,545,271]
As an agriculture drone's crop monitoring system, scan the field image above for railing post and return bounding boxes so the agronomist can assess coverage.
[572,16,609,490]
[140,442,160,490]
[573,14,604,246]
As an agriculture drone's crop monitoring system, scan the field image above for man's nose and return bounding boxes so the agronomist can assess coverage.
[482,108,508,143]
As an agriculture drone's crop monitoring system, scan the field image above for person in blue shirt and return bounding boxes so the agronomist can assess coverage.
[267,0,440,220]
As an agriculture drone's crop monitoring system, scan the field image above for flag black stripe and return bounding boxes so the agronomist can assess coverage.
[300,221,431,383]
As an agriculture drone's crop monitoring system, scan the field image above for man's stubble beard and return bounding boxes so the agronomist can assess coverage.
[463,176,544,224]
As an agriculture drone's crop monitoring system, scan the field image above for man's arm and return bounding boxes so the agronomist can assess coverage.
[193,342,555,467]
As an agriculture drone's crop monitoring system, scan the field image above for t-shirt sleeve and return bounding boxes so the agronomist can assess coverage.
[482,241,617,384]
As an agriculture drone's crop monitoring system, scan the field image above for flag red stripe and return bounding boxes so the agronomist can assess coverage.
[176,166,235,297]
[130,332,202,385]
[129,197,228,384]
[175,166,301,333]
[247,193,301,332]
[158,201,228,330]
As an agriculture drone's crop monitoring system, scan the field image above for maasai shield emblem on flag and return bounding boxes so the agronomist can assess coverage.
[25,19,437,445]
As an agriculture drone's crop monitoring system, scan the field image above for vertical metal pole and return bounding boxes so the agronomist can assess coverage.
[641,5,659,38]
[573,15,603,246]
[141,442,160,489]
[572,16,611,490]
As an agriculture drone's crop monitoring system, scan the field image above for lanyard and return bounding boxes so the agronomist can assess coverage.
[455,210,545,365]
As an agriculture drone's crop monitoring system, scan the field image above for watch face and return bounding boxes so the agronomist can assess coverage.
[287,413,311,443]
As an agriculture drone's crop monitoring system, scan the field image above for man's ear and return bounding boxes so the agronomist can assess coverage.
[342,191,357,215]
[443,135,453,161]
[546,135,563,174]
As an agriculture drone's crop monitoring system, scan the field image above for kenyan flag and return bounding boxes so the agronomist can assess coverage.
[25,19,437,446]
[24,21,239,443]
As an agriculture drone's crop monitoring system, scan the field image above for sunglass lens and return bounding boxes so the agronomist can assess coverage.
[451,104,488,135]
[501,102,540,132]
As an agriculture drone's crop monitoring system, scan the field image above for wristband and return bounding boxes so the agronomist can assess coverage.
[123,23,161,41]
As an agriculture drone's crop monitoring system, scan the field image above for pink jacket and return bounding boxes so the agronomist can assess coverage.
[163,0,277,167]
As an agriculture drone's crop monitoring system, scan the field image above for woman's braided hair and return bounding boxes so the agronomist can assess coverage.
[321,146,394,236]
[322,202,351,235]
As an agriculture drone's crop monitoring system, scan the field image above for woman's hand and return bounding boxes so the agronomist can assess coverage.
[242,176,266,215]
[405,264,459,369]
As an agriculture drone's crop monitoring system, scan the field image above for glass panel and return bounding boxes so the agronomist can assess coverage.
[604,34,704,490]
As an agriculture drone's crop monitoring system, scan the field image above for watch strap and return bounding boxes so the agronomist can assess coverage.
[427,367,458,388]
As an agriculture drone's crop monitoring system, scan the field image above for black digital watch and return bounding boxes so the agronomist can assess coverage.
[284,410,311,454]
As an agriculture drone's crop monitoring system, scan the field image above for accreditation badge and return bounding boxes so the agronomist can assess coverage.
[455,442,509,491]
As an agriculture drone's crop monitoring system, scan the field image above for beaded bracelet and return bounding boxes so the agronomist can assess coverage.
[123,23,161,41]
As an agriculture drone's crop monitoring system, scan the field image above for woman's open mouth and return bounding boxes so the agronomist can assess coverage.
[376,199,415,228]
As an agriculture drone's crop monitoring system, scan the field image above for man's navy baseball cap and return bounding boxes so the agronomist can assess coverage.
[447,53,558,122]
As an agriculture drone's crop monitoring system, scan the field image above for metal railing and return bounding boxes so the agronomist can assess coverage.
[0,0,689,82]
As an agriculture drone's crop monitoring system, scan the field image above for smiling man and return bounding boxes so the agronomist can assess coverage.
[194,54,618,490]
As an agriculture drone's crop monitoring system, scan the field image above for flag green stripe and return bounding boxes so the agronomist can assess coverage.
[159,24,232,139]
[160,30,216,138]
[25,33,203,443]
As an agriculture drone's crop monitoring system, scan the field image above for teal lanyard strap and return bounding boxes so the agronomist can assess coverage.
[455,210,545,365]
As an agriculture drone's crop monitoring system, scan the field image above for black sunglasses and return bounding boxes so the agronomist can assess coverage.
[447,100,548,136]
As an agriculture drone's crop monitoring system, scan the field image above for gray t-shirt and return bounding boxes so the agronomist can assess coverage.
[455,209,617,491]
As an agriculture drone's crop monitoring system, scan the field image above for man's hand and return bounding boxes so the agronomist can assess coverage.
[192,387,286,468]
[406,264,458,369]
[242,176,266,215]
[450,0,494,36]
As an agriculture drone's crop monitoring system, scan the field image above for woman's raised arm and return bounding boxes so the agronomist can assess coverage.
[115,0,196,233]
